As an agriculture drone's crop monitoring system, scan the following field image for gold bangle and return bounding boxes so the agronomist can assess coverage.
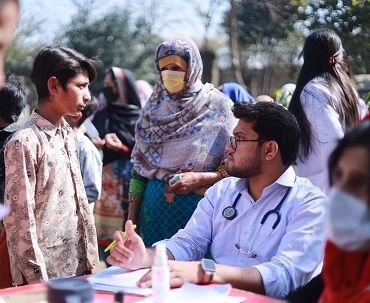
[216,167,229,178]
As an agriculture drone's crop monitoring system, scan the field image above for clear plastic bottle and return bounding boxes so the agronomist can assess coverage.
[152,243,170,303]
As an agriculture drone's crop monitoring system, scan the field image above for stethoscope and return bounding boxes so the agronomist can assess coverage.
[222,184,293,258]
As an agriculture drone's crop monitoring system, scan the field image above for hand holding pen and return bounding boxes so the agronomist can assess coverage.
[104,224,137,252]
[106,220,148,271]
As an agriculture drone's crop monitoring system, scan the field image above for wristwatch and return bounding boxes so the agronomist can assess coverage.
[201,258,216,284]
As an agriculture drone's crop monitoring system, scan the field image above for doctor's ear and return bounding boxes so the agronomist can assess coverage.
[264,140,279,161]
[47,76,59,93]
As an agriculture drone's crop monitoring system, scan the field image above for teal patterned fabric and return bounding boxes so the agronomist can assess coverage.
[140,178,202,246]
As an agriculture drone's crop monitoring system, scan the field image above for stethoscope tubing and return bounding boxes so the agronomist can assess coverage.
[225,183,294,257]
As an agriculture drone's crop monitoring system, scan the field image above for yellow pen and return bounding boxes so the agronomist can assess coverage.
[104,224,137,252]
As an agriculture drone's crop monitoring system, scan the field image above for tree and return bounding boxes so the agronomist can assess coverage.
[222,0,304,95]
[192,0,225,83]
[5,15,47,109]
[56,4,161,95]
[299,0,370,74]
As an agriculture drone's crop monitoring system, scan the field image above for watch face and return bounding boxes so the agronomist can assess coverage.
[202,259,216,271]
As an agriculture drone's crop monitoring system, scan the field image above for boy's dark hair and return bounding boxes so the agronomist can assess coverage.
[0,73,27,124]
[233,102,301,167]
[31,45,97,101]
[328,119,370,186]
[77,96,99,127]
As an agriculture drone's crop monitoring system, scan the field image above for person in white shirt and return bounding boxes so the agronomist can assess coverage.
[288,28,368,194]
[106,101,327,299]
[64,96,102,213]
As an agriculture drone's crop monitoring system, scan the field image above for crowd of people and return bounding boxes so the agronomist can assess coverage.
[0,1,369,302]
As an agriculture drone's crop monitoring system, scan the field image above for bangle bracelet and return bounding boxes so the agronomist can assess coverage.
[216,167,229,178]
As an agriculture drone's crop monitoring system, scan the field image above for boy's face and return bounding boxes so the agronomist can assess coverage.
[59,70,91,117]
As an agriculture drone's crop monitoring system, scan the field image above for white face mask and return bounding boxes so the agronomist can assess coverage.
[325,187,370,251]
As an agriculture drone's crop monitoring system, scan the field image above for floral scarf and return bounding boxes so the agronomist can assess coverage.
[132,35,236,180]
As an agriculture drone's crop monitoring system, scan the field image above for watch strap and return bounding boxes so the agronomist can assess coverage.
[201,258,216,284]
[204,270,214,284]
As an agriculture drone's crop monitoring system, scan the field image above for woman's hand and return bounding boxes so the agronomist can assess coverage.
[168,172,201,195]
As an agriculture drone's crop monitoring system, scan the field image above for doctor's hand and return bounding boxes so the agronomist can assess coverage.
[106,220,149,270]
[137,260,204,288]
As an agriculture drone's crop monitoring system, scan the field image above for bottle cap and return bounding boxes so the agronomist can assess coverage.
[47,278,94,303]
[154,243,167,266]
[114,291,124,303]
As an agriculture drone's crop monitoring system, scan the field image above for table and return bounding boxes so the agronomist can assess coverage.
[0,282,280,303]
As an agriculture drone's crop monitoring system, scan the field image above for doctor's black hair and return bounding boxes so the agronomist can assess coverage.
[232,101,301,167]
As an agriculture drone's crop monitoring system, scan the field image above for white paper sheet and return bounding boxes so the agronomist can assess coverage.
[87,266,152,296]
[0,204,9,220]
[138,283,246,303]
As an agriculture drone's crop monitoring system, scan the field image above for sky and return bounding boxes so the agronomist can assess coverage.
[18,0,229,45]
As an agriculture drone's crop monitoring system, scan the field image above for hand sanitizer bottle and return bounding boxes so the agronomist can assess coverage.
[152,243,170,303]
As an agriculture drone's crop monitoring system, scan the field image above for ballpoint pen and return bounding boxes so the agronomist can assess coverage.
[104,224,137,252]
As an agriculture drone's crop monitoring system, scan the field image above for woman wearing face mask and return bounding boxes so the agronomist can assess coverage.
[285,118,370,303]
[319,118,370,303]
[127,35,237,246]
[91,67,141,265]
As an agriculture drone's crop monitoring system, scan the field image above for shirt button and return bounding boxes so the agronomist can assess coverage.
[240,258,244,261]
[252,205,257,209]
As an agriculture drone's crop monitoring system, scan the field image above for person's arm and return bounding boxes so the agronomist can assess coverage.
[3,139,48,284]
[214,264,265,294]
[127,169,148,224]
[91,136,105,150]
[104,133,132,157]
[301,84,345,192]
[169,165,228,195]
[80,138,103,203]
[136,260,265,294]
[251,185,326,298]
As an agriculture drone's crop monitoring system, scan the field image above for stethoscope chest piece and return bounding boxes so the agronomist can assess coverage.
[222,206,237,220]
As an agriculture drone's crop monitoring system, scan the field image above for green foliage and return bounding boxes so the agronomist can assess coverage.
[56,6,161,95]
[234,0,300,48]
[223,1,304,68]
[297,0,370,74]
[366,91,370,109]
[4,16,47,109]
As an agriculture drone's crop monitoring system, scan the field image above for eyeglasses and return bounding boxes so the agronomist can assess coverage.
[229,136,263,150]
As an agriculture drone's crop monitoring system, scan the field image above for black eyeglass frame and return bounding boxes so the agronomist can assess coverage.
[229,136,265,150]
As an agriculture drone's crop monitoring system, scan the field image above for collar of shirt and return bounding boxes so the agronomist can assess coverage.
[0,122,18,133]
[30,109,74,138]
[234,166,296,198]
